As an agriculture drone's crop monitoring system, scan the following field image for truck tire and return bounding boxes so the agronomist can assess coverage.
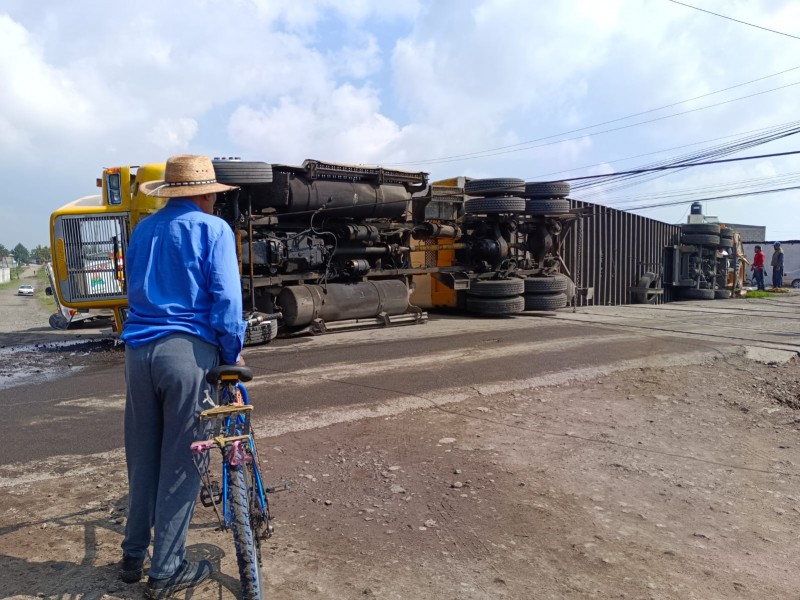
[523,275,569,294]
[213,161,274,184]
[631,272,658,304]
[682,223,721,235]
[524,292,568,311]
[464,178,525,197]
[49,312,69,330]
[525,198,570,215]
[524,181,571,199]
[467,278,525,298]
[466,295,525,316]
[464,196,525,214]
[714,289,732,299]
[681,234,720,246]
[681,288,715,300]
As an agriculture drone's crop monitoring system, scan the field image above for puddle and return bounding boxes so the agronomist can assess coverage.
[0,338,122,390]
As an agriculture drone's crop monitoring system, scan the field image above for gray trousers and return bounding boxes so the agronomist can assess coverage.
[122,333,218,579]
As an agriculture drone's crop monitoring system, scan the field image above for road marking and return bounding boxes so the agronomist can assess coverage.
[246,332,644,389]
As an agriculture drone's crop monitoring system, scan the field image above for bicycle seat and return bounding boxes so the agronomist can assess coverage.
[206,365,253,384]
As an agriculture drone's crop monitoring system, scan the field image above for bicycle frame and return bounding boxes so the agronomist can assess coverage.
[191,378,273,537]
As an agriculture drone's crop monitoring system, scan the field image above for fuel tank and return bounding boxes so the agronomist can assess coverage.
[277,280,410,327]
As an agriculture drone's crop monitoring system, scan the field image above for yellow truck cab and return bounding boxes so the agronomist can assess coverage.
[50,164,166,332]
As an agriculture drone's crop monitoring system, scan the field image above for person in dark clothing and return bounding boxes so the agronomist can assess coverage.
[752,245,766,291]
[771,242,784,289]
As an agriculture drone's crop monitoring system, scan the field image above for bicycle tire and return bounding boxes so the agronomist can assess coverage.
[228,463,264,600]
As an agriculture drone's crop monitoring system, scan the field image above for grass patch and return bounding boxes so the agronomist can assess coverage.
[35,268,56,310]
[745,290,779,299]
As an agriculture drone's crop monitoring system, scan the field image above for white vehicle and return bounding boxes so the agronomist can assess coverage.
[17,284,34,296]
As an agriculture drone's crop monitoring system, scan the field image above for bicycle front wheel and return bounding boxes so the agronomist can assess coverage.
[227,463,264,600]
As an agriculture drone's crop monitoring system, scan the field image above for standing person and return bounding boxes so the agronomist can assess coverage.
[771,242,785,289]
[752,245,766,291]
[119,155,246,598]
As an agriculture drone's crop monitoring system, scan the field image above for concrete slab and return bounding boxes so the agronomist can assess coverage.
[744,345,798,364]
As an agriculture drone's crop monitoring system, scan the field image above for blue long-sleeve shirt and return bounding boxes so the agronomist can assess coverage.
[120,198,245,363]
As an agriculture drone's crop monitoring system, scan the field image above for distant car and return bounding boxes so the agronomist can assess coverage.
[783,269,800,289]
[17,284,34,296]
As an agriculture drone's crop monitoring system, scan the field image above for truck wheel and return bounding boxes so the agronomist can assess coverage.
[714,289,732,299]
[524,292,568,311]
[631,272,658,304]
[525,198,570,215]
[682,223,721,235]
[466,295,525,316]
[524,181,571,199]
[49,313,69,330]
[467,278,525,298]
[681,234,720,246]
[213,161,273,184]
[464,196,525,214]
[524,275,568,293]
[464,178,525,197]
[681,288,715,300]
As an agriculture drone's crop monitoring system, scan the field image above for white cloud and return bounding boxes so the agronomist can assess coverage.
[228,84,401,163]
[146,118,200,151]
[0,0,798,249]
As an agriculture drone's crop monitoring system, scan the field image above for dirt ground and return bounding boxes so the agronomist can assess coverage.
[1,283,800,599]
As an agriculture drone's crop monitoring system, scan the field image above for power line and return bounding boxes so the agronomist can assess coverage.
[388,65,800,167]
[567,123,800,196]
[625,184,800,211]
[391,81,800,167]
[527,119,800,181]
[665,0,800,41]
[554,150,800,184]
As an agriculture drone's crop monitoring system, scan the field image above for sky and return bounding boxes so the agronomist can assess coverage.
[1,0,799,250]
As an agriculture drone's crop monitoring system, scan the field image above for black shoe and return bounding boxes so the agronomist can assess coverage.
[120,553,147,583]
[145,560,212,599]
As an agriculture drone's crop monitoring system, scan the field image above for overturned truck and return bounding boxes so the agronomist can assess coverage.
[49,159,585,343]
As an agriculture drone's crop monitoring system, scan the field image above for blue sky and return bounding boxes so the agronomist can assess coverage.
[1,0,799,249]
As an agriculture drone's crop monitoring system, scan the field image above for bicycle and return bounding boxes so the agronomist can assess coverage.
[191,365,287,600]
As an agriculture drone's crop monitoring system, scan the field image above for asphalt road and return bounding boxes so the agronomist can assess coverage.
[3,293,798,467]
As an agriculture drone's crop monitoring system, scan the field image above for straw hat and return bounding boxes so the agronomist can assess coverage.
[140,155,238,198]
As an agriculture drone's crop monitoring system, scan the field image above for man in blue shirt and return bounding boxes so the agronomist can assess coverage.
[119,155,246,598]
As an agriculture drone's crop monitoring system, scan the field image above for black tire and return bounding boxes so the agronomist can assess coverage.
[525,198,570,215]
[631,272,658,304]
[524,275,568,294]
[681,288,715,300]
[682,223,721,235]
[228,463,264,600]
[681,234,720,246]
[466,295,525,316]
[49,312,69,330]
[464,196,525,214]
[524,181,571,199]
[524,292,568,311]
[714,289,732,299]
[464,178,525,197]
[213,161,273,184]
[468,278,525,298]
[792,279,800,289]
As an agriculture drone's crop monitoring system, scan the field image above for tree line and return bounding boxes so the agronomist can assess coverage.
[0,243,52,266]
